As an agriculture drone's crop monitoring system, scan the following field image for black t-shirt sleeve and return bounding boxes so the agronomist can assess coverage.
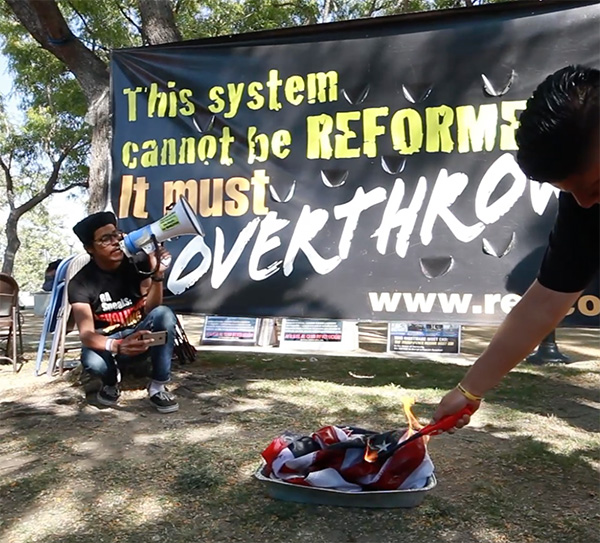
[68,270,92,305]
[537,193,600,293]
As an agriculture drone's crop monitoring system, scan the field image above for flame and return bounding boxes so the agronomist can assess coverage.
[363,397,428,463]
[401,396,424,434]
[364,448,379,463]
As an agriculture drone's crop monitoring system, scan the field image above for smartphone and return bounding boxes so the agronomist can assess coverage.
[140,331,167,345]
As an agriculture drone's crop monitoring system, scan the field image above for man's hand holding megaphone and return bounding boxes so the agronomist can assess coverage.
[147,244,172,280]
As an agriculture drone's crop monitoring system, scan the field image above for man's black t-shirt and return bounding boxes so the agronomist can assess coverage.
[68,257,150,334]
[537,192,600,293]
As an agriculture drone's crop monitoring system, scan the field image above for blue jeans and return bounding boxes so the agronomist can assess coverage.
[81,306,177,387]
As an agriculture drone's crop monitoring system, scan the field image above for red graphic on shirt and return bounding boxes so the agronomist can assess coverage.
[98,297,145,333]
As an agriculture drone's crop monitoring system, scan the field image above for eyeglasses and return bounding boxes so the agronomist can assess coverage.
[94,230,123,247]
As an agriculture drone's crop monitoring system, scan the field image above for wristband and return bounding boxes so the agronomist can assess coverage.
[105,338,114,352]
[151,275,165,282]
[456,382,483,402]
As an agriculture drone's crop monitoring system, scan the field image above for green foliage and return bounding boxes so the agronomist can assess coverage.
[172,0,318,38]
[0,105,89,201]
[0,0,518,135]
[0,100,88,277]
[0,0,514,156]
[0,17,87,117]
[63,0,144,54]
[5,203,74,292]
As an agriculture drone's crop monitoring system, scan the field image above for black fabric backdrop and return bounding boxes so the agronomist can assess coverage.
[110,0,599,326]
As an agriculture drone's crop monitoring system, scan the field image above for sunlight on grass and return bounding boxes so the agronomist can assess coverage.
[182,422,241,443]
[246,378,432,412]
[475,404,600,471]
[516,365,600,381]
[0,436,29,455]
[120,495,171,525]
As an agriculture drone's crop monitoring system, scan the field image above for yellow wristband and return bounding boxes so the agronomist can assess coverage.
[457,383,483,402]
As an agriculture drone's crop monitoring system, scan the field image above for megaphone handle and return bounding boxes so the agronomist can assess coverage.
[149,235,161,276]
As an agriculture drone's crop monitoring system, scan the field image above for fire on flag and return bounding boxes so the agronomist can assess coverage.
[260,398,434,492]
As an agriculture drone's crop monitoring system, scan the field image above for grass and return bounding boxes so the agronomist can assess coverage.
[0,348,598,543]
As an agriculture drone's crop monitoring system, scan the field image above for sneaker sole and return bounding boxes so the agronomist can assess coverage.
[149,400,179,414]
[96,392,119,407]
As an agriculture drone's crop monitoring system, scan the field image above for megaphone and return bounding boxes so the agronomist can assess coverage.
[120,196,204,258]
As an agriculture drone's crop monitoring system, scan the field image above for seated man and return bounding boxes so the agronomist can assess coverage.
[68,211,179,413]
[42,259,62,292]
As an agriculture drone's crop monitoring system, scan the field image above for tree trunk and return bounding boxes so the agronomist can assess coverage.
[2,213,21,275]
[86,89,111,212]
[137,0,182,44]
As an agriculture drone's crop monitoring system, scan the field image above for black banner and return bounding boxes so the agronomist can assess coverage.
[110,0,599,326]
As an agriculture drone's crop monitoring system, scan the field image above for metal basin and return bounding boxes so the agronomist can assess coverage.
[254,464,437,508]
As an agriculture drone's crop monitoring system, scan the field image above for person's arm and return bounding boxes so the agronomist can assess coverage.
[142,276,163,312]
[432,280,581,426]
[71,302,154,356]
[142,245,171,313]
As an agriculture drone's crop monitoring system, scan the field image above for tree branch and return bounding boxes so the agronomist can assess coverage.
[321,0,332,22]
[113,0,145,45]
[66,0,111,54]
[43,138,81,194]
[0,155,14,203]
[52,181,89,193]
[16,175,87,217]
[174,0,185,15]
[5,0,109,102]
[366,0,380,17]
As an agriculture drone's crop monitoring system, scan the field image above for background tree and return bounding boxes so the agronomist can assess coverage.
[0,99,89,276]
[1,0,320,213]
[0,203,75,292]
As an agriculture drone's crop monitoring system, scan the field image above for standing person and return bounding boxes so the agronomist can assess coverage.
[68,211,179,413]
[433,65,599,427]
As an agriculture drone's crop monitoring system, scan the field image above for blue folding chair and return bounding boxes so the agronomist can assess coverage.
[34,256,74,376]
[46,253,90,376]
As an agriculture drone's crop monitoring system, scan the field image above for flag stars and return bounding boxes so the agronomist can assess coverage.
[373,440,391,454]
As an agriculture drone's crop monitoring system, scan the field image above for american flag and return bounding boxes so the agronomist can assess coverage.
[261,424,433,492]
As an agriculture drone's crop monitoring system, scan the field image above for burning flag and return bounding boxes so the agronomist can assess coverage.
[260,397,434,492]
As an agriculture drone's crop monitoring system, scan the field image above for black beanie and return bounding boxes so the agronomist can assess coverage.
[73,212,117,246]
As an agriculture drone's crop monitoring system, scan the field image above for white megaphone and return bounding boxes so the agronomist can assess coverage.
[120,196,204,258]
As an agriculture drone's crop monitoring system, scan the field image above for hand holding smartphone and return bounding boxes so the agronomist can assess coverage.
[139,330,167,345]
